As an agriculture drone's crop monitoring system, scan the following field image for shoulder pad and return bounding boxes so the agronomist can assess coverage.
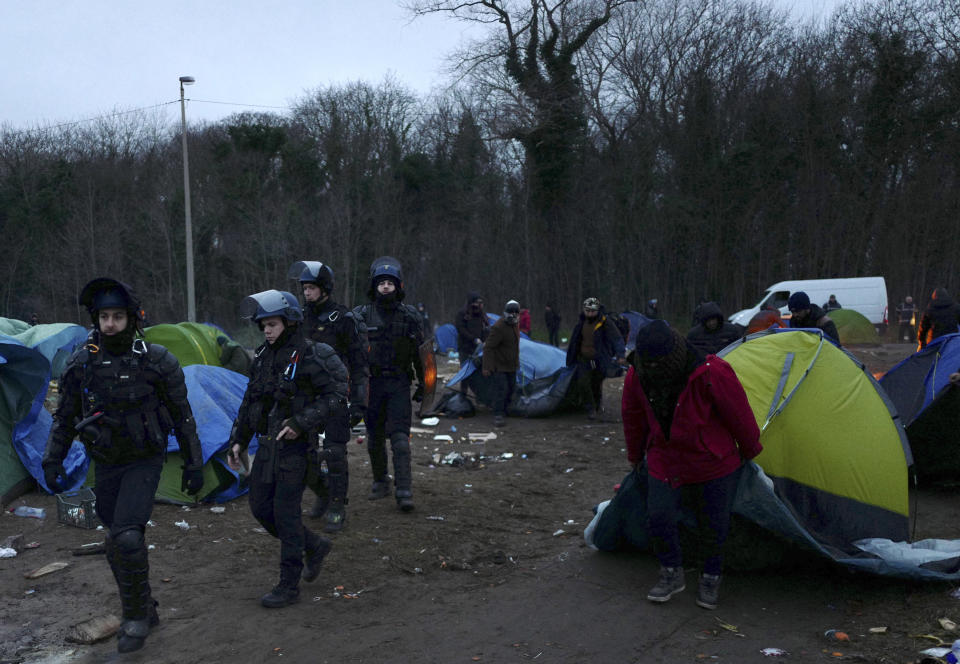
[147,343,181,371]
[310,341,338,360]
[63,346,92,374]
[352,304,370,320]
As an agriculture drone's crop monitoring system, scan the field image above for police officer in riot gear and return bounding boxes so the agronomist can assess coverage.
[353,257,425,512]
[42,278,204,654]
[288,260,368,533]
[225,290,347,608]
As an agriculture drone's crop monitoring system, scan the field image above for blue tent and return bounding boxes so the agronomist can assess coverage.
[879,333,960,482]
[435,324,457,354]
[619,311,650,351]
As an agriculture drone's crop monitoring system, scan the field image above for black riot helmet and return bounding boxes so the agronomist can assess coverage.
[239,290,303,324]
[79,278,144,330]
[287,260,334,293]
[367,256,405,301]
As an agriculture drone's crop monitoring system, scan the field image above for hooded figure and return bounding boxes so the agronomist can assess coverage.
[918,287,960,349]
[622,320,761,611]
[685,302,742,356]
[455,291,490,359]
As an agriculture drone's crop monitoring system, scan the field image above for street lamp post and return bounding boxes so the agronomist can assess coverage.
[179,75,196,322]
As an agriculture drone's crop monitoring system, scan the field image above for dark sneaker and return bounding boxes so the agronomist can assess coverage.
[261,585,300,608]
[323,505,346,533]
[368,479,391,500]
[646,566,685,603]
[303,538,332,583]
[696,573,721,610]
[395,489,415,512]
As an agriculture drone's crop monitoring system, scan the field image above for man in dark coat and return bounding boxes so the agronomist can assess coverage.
[566,297,626,419]
[455,292,490,360]
[822,295,842,312]
[686,302,742,356]
[918,287,960,349]
[482,300,521,427]
[787,291,841,346]
[544,303,561,347]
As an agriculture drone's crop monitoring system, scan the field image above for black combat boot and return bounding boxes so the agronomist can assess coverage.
[368,476,391,500]
[391,433,414,512]
[261,567,301,608]
[113,530,158,653]
[302,532,332,583]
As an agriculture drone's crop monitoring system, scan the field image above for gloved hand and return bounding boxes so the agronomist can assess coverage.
[412,384,425,403]
[43,462,67,494]
[181,465,204,495]
[349,403,365,428]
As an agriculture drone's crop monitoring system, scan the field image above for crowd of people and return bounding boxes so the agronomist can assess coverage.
[38,270,960,653]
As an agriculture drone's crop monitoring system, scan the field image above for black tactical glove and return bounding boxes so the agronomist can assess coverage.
[182,465,204,496]
[412,384,425,403]
[349,403,365,428]
[43,462,67,494]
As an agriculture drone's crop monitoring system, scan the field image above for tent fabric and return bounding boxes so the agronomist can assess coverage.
[432,338,571,417]
[143,322,228,368]
[879,333,960,481]
[619,311,650,351]
[718,328,911,548]
[0,321,89,504]
[828,308,878,345]
[434,324,457,354]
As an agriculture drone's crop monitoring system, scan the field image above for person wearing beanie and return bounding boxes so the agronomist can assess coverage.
[565,297,626,419]
[42,278,205,653]
[622,319,762,610]
[482,300,522,426]
[787,291,841,345]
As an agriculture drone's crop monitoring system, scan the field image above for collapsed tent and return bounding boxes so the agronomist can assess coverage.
[0,320,89,505]
[586,329,960,580]
[430,338,573,417]
[828,308,879,345]
[879,332,960,482]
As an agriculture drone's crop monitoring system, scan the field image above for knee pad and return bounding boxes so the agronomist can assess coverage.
[323,443,347,466]
[113,527,145,554]
[389,433,410,456]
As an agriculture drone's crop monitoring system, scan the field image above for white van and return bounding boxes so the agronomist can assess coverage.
[729,277,888,331]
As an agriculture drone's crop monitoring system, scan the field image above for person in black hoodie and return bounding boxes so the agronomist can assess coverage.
[566,297,626,419]
[917,287,960,349]
[455,292,490,361]
[686,302,742,356]
[787,291,841,346]
[544,303,562,347]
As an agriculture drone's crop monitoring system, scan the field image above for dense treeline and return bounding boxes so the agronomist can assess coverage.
[1,0,958,339]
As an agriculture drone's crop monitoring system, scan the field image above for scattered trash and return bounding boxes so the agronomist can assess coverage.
[426,516,445,521]
[450,425,457,432]
[565,519,575,525]
[24,589,35,595]
[950,587,960,600]
[939,617,957,631]
[433,435,454,442]
[180,505,192,512]
[564,468,574,473]
[24,561,69,579]
[12,505,46,519]
[869,626,888,634]
[66,614,121,644]
[0,547,16,558]
[521,454,528,459]
[174,520,190,530]
[209,506,226,514]
[147,520,156,527]
[252,527,268,534]
[420,417,440,426]
[96,525,104,531]
[464,483,472,488]
[552,529,565,536]
[25,541,39,549]
[148,545,156,550]
[825,629,850,641]
[499,452,514,460]
[468,432,497,443]
[441,452,465,466]
[2,534,24,550]
[920,647,951,658]
[760,648,788,657]
[716,618,744,636]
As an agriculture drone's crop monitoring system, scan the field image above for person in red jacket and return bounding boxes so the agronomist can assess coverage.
[621,320,761,610]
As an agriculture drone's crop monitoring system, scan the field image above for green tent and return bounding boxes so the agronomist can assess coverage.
[143,322,226,368]
[719,328,911,548]
[828,308,879,345]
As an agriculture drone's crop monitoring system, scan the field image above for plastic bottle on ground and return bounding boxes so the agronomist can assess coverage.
[12,506,46,519]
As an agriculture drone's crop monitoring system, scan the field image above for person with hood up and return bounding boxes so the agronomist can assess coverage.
[544,303,561,347]
[518,308,532,336]
[686,302,742,356]
[787,291,841,346]
[482,300,522,427]
[622,320,761,610]
[455,292,490,361]
[645,298,661,319]
[566,297,626,419]
[917,287,960,350]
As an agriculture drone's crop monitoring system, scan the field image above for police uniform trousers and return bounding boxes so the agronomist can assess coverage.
[365,375,412,482]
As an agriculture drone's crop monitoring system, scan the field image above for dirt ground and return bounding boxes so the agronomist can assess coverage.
[2,343,960,664]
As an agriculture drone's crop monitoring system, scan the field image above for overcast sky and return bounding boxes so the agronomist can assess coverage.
[2,0,846,131]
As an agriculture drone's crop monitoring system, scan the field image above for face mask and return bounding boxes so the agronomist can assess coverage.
[504,312,519,324]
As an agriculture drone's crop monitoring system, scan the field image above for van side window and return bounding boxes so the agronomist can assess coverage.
[767,291,790,310]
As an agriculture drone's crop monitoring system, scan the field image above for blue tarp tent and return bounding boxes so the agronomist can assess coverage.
[879,333,960,482]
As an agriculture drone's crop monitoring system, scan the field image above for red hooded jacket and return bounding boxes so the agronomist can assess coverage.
[621,355,762,487]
